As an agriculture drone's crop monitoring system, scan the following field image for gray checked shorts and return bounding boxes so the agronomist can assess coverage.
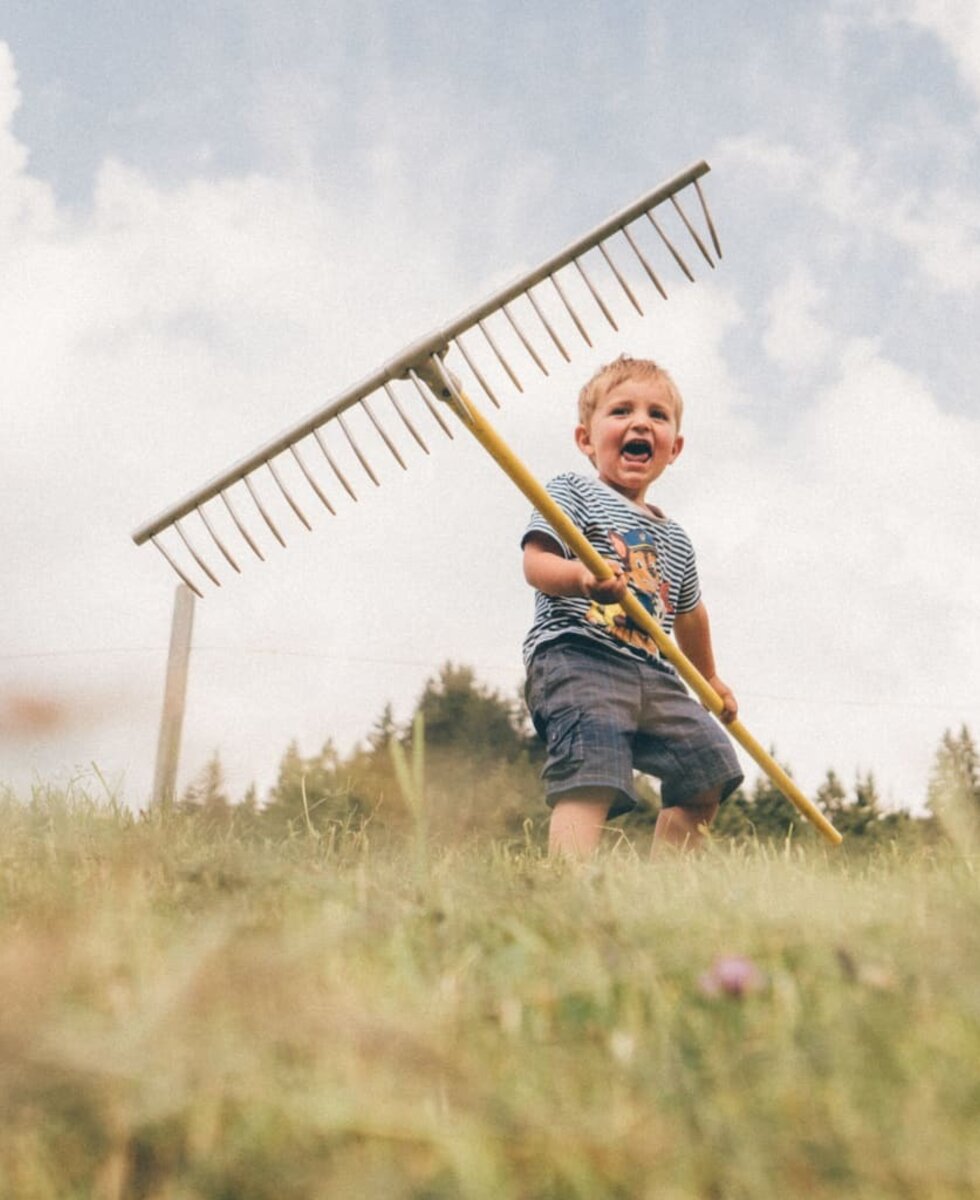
[525,637,744,819]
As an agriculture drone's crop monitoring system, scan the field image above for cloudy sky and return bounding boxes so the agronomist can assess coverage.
[2,1,978,817]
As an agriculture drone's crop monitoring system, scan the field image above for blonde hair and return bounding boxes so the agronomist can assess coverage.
[577,355,684,430]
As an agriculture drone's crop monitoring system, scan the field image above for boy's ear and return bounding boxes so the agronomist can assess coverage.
[574,423,595,461]
[669,433,685,463]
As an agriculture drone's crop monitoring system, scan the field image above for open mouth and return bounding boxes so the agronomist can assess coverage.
[621,438,653,462]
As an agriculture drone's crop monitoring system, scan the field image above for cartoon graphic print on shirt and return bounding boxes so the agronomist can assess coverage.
[585,528,674,654]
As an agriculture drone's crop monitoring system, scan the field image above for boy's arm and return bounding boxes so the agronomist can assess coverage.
[673,601,738,724]
[523,532,628,603]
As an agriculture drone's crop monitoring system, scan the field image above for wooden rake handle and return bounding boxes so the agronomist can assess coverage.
[427,367,842,846]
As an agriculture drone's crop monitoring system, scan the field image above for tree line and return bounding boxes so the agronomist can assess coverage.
[179,662,980,849]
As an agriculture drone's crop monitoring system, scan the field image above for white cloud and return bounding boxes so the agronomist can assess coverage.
[717,133,980,295]
[0,44,57,236]
[763,266,835,372]
[870,0,980,113]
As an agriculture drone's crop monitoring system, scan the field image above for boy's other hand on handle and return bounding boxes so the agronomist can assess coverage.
[707,675,738,724]
[580,562,628,604]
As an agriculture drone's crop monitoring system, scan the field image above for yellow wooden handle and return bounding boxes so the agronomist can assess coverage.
[445,381,842,846]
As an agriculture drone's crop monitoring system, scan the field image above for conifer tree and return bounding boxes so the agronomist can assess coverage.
[179,750,230,817]
[927,724,980,849]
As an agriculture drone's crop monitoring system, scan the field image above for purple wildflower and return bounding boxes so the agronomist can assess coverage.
[698,954,765,999]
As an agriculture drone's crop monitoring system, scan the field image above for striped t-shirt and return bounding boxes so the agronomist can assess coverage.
[521,472,701,669]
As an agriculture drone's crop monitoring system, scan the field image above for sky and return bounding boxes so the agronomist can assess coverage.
[1,0,978,817]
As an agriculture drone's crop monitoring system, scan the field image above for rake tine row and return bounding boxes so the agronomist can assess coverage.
[549,274,593,347]
[647,211,694,282]
[362,397,408,470]
[244,475,287,547]
[671,194,714,268]
[168,380,458,587]
[478,319,524,393]
[694,178,722,259]
[290,444,337,514]
[151,535,205,599]
[198,504,241,574]
[134,162,722,593]
[314,428,359,500]
[222,492,265,560]
[174,519,222,588]
[598,242,643,315]
[574,258,619,331]
[621,226,668,300]
[337,413,381,487]
[502,303,549,377]
[525,287,571,362]
[383,382,430,453]
[452,334,501,408]
[268,459,312,531]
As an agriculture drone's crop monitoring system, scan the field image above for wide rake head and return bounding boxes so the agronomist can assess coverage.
[132,161,722,597]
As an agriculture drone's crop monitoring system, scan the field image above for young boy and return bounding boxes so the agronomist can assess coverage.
[522,355,743,857]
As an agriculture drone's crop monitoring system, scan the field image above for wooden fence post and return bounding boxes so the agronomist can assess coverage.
[151,584,196,811]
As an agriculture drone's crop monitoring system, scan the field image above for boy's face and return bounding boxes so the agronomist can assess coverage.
[574,375,684,504]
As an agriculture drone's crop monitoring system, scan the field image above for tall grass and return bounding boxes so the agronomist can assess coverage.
[0,783,977,1198]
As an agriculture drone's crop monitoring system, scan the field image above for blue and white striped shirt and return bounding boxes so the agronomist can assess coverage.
[521,472,701,669]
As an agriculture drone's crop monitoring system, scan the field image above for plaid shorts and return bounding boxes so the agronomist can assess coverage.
[525,637,744,819]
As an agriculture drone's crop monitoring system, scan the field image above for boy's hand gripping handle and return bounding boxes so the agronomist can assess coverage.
[420,358,843,847]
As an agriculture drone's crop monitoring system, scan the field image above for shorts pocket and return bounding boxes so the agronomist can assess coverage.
[542,709,584,782]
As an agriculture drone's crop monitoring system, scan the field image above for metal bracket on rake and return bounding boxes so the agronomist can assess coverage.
[132,160,722,597]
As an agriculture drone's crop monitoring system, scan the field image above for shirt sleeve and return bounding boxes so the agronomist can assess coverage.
[520,473,586,558]
[673,525,702,614]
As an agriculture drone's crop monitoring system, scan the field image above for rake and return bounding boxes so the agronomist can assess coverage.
[132,159,843,845]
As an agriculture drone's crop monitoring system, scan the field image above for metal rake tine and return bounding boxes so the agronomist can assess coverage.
[694,178,722,259]
[574,258,619,330]
[313,428,359,500]
[338,413,381,487]
[621,226,668,300]
[174,518,222,587]
[290,445,336,515]
[671,194,714,268]
[525,286,571,362]
[502,303,549,376]
[198,504,241,574]
[477,319,524,393]
[549,274,593,347]
[244,474,287,547]
[221,491,265,561]
[268,460,312,531]
[383,382,430,454]
[151,535,205,598]
[452,335,501,409]
[361,397,407,470]
[647,211,695,282]
[408,370,455,438]
[598,243,643,315]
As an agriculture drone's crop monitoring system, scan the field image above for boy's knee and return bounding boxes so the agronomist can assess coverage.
[681,789,720,825]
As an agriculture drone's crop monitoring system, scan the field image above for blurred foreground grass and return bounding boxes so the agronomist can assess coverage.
[0,785,977,1199]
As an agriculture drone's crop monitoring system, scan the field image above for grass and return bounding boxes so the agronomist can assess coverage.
[0,784,978,1198]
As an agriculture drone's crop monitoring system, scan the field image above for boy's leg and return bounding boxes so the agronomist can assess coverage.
[549,789,616,858]
[651,787,720,855]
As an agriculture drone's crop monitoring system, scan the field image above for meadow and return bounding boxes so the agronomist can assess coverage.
[0,782,977,1199]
